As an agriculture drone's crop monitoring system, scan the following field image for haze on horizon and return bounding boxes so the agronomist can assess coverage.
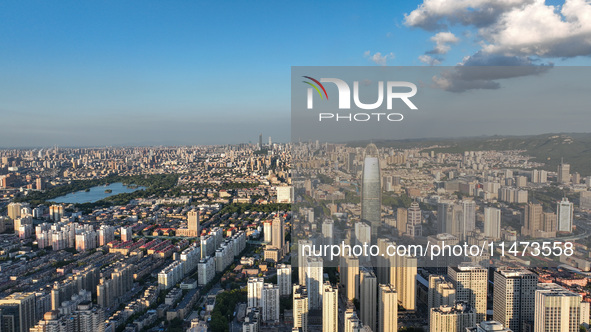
[3,1,591,147]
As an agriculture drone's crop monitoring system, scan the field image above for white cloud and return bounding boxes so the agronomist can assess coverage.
[405,0,591,91]
[431,52,552,92]
[404,0,533,30]
[364,51,395,66]
[406,0,591,58]
[428,31,460,54]
[418,32,458,66]
[419,54,442,65]
[481,0,591,58]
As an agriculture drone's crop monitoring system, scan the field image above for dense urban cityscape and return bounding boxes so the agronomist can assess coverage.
[4,0,591,331]
[0,138,291,332]
[1,133,591,332]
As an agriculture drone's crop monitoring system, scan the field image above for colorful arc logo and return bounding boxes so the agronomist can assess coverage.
[302,76,328,100]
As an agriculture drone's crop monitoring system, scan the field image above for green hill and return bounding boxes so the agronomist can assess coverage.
[348,133,591,176]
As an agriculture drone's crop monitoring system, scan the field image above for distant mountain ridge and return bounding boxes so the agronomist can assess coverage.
[348,133,591,176]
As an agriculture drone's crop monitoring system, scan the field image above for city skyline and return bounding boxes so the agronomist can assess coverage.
[3,130,591,149]
[3,1,591,331]
[2,132,591,331]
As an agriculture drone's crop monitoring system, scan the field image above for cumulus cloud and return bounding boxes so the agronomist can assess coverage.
[481,0,591,58]
[427,32,460,54]
[431,52,553,92]
[405,0,591,91]
[418,32,458,66]
[404,0,534,30]
[364,51,395,66]
[419,55,442,65]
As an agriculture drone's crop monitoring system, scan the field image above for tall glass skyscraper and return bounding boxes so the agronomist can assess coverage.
[361,143,381,240]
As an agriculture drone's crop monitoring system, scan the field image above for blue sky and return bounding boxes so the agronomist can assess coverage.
[1,0,590,147]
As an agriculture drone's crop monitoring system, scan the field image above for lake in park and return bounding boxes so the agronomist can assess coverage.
[52,182,145,204]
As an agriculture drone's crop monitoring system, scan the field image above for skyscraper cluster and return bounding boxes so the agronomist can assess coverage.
[437,200,476,240]
[248,278,279,324]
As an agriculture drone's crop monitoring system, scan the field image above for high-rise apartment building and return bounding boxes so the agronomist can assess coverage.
[430,301,476,332]
[98,225,115,246]
[261,284,279,323]
[277,264,292,296]
[484,207,501,240]
[535,283,584,332]
[493,269,538,332]
[120,226,133,242]
[378,284,397,332]
[264,221,272,243]
[343,256,360,301]
[558,160,571,184]
[468,321,512,332]
[391,255,417,310]
[197,257,215,286]
[243,307,260,332]
[580,191,591,210]
[428,275,456,316]
[306,257,323,310]
[461,200,476,239]
[523,202,543,237]
[247,277,264,308]
[30,311,74,332]
[271,216,284,250]
[448,264,488,322]
[293,285,309,332]
[276,186,293,203]
[188,209,200,237]
[438,202,464,238]
[322,282,338,332]
[407,202,422,238]
[557,197,574,233]
[7,202,22,220]
[298,239,312,286]
[376,238,394,285]
[531,169,548,183]
[397,207,407,236]
[359,269,377,332]
[344,308,363,332]
[73,301,106,332]
[49,205,64,222]
[354,222,371,247]
[322,220,334,246]
[0,292,37,332]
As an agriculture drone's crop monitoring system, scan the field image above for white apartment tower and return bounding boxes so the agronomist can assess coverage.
[306,257,323,310]
[493,269,538,332]
[277,264,292,296]
[378,284,398,332]
[247,277,264,308]
[534,283,583,332]
[448,264,488,322]
[322,282,338,332]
